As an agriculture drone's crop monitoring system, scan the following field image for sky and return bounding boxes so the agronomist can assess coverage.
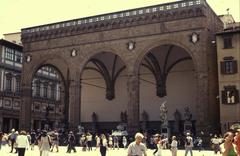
[0,0,239,38]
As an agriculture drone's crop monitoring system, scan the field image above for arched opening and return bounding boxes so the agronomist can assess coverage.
[81,52,127,132]
[31,64,66,130]
[139,44,197,134]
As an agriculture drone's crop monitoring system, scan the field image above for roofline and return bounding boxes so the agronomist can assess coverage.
[216,29,240,35]
[3,32,21,35]
[21,0,203,31]
[0,39,23,51]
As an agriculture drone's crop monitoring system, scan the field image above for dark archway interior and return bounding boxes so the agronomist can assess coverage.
[139,44,196,134]
[31,64,66,130]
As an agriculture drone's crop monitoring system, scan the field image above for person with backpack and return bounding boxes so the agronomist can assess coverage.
[184,133,193,156]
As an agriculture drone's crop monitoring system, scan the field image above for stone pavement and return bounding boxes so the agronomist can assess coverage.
[0,145,222,156]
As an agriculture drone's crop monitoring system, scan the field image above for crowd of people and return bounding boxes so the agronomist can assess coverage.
[0,128,240,156]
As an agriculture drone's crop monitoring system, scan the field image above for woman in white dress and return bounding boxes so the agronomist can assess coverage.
[39,131,51,156]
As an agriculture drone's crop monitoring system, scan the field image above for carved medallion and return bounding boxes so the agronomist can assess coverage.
[71,49,77,57]
[25,55,32,63]
[127,41,136,51]
[190,32,199,44]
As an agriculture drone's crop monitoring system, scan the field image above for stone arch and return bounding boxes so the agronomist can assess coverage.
[80,49,127,100]
[133,39,198,76]
[22,54,70,87]
[78,46,128,78]
[79,48,129,125]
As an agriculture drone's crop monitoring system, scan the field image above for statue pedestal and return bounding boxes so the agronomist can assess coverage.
[161,124,170,139]
[184,121,192,133]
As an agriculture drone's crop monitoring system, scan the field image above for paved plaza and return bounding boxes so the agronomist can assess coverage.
[0,145,222,156]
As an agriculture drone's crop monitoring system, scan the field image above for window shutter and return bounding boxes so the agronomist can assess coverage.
[220,61,226,74]
[221,90,227,104]
[232,60,238,74]
[235,89,239,104]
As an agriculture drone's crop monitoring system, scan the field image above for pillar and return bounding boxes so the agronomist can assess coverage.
[195,71,210,133]
[68,77,81,130]
[127,74,140,135]
[19,85,32,131]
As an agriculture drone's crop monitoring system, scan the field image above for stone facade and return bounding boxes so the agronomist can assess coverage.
[216,19,240,133]
[20,0,223,134]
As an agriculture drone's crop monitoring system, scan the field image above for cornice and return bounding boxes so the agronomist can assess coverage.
[21,0,207,43]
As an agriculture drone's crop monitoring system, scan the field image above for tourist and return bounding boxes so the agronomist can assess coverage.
[153,134,162,156]
[113,135,119,150]
[171,136,178,156]
[184,132,193,156]
[0,131,2,150]
[108,135,113,149]
[127,132,147,156]
[80,134,87,151]
[95,134,100,151]
[30,130,36,150]
[50,130,59,152]
[195,137,203,152]
[99,134,108,156]
[234,129,240,156]
[9,128,18,153]
[220,131,237,156]
[66,131,76,153]
[86,132,93,151]
[15,130,29,156]
[122,136,128,149]
[39,130,51,156]
[212,134,221,154]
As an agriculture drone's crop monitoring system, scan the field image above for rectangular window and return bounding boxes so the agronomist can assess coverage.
[51,85,55,99]
[5,47,14,60]
[223,37,233,49]
[43,85,48,98]
[6,78,12,92]
[220,60,237,74]
[16,79,21,93]
[15,51,23,63]
[222,86,239,104]
[36,82,40,97]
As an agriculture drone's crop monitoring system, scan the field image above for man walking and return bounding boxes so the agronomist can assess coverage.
[127,132,147,156]
[184,133,194,156]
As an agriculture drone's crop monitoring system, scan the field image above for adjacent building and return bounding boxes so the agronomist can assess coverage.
[0,38,63,132]
[217,15,240,133]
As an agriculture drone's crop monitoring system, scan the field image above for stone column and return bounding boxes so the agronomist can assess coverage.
[127,75,140,135]
[68,77,81,130]
[19,85,32,130]
[195,71,209,133]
